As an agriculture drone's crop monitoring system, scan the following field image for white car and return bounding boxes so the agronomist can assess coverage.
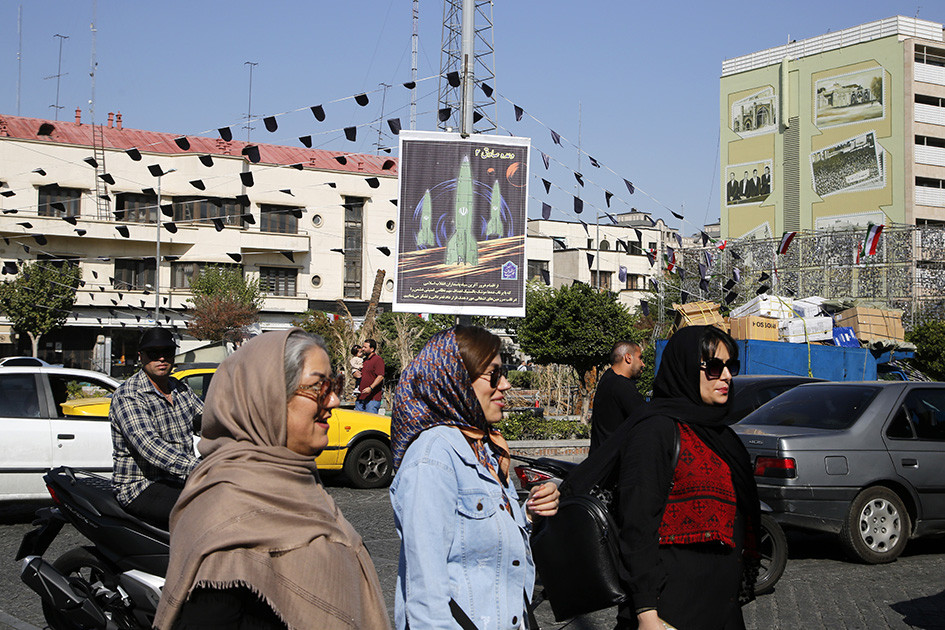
[0,365,120,500]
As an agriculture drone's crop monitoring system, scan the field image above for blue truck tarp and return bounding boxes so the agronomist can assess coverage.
[655,339,883,381]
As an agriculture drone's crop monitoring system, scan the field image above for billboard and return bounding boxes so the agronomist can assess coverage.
[394,131,530,316]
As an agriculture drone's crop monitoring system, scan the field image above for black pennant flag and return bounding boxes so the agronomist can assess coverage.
[218,127,232,141]
[573,196,583,214]
[354,93,369,106]
[299,135,312,148]
[550,129,562,145]
[240,171,254,187]
[387,118,402,135]
[446,71,460,87]
[541,203,551,220]
[514,105,524,121]
[344,126,357,142]
[264,116,278,132]
[174,137,190,151]
[604,191,613,207]
[624,179,635,194]
[541,152,550,169]
[126,148,142,161]
[311,105,326,121]
[574,172,584,187]
[542,179,551,194]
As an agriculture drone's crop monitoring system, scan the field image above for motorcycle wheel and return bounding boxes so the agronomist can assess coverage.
[754,514,788,595]
[43,548,127,630]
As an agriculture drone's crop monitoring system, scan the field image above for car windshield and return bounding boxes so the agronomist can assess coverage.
[743,385,881,430]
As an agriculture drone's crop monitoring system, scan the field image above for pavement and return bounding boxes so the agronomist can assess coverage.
[2,486,944,629]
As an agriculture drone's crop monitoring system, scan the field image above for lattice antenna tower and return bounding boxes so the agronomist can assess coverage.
[438,0,496,133]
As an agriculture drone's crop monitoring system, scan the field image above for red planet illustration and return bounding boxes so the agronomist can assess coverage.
[506,162,525,188]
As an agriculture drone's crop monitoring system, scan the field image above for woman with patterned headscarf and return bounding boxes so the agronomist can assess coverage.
[390,326,559,630]
[155,329,389,630]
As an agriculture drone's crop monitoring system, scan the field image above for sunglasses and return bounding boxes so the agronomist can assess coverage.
[294,374,344,406]
[143,347,175,360]
[479,365,508,388]
[700,358,740,379]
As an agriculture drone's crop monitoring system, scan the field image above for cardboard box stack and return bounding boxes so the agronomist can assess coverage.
[673,301,724,331]
[730,316,779,341]
[834,307,905,343]
[730,295,796,319]
[778,317,834,343]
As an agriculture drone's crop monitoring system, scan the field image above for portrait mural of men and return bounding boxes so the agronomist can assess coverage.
[725,161,773,206]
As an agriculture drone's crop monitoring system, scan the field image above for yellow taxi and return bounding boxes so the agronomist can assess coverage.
[63,364,394,489]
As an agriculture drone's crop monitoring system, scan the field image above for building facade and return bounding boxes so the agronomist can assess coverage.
[527,212,676,309]
[0,113,398,373]
[720,16,945,240]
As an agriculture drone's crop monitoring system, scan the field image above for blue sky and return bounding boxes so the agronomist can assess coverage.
[1,1,939,235]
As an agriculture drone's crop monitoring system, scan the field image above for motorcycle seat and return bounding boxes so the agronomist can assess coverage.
[55,469,170,544]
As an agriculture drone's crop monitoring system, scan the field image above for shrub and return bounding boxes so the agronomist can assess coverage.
[506,370,532,389]
[497,411,590,441]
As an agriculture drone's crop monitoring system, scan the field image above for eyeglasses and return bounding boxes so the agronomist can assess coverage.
[294,374,344,406]
[478,365,508,388]
[700,358,740,379]
[143,347,175,360]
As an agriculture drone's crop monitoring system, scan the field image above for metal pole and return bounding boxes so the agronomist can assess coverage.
[411,0,419,130]
[460,0,475,136]
[154,169,176,323]
[17,5,22,116]
[154,174,162,323]
[244,61,258,142]
[51,34,69,120]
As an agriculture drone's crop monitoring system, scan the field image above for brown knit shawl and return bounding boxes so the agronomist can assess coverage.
[154,329,390,630]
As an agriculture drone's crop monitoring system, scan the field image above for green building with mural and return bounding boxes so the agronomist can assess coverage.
[720,16,945,241]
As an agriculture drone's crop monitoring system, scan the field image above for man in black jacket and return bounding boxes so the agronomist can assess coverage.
[589,341,646,452]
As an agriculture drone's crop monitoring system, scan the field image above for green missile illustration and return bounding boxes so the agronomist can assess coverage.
[416,189,435,248]
[485,179,503,238]
[445,155,478,266]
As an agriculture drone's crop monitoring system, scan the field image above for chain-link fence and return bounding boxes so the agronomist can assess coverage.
[658,224,945,332]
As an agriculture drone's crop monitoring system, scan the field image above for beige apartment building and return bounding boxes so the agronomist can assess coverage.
[0,112,398,373]
[527,211,677,309]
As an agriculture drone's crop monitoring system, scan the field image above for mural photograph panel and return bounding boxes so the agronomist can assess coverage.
[814,66,885,129]
[731,87,778,136]
[810,130,885,198]
[725,160,773,206]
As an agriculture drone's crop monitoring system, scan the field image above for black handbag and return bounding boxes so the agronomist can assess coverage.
[529,490,626,621]
[529,422,680,621]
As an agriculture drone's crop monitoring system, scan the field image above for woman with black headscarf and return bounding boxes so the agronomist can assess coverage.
[612,325,760,630]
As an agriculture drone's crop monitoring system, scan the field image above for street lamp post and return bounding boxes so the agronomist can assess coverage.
[153,168,176,323]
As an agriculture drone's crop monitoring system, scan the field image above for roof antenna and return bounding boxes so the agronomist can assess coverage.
[45,34,69,120]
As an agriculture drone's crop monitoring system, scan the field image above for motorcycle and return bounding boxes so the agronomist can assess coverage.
[513,455,788,596]
[15,467,169,629]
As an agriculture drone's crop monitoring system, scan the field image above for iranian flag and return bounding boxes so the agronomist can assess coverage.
[716,239,728,251]
[778,231,797,255]
[861,223,884,256]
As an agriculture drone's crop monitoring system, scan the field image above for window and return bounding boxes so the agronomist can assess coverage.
[48,374,116,418]
[172,196,243,227]
[746,385,879,430]
[586,239,593,249]
[260,267,297,296]
[600,240,611,251]
[113,258,156,291]
[0,373,41,417]
[893,389,945,441]
[343,197,364,298]
[915,135,945,149]
[528,259,550,284]
[171,262,242,289]
[38,184,82,217]
[628,241,643,255]
[916,44,945,68]
[260,204,300,234]
[648,242,657,251]
[626,274,643,290]
[590,270,611,291]
[115,193,157,223]
[917,177,945,189]
[916,94,945,107]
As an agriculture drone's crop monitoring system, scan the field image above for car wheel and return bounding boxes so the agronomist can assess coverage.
[343,438,393,489]
[840,486,911,564]
[754,514,788,595]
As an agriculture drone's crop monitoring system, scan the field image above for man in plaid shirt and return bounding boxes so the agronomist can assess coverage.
[110,328,203,529]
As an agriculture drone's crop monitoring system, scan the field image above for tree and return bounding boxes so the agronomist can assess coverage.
[0,261,81,357]
[376,311,443,376]
[186,266,263,345]
[907,320,945,381]
[511,281,638,419]
[870,76,883,103]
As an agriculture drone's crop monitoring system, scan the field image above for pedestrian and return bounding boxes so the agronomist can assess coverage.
[589,340,646,453]
[614,325,760,630]
[390,326,559,629]
[349,344,363,398]
[154,330,390,630]
[356,339,385,414]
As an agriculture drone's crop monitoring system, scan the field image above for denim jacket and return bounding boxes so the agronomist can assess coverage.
[390,425,535,630]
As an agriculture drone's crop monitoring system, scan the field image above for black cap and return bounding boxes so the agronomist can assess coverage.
[139,327,177,350]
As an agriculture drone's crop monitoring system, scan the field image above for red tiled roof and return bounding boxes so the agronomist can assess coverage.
[0,113,397,177]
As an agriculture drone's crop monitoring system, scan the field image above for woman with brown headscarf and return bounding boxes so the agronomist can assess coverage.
[154,329,390,630]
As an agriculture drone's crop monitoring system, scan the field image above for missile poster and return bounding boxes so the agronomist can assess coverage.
[394,131,529,316]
